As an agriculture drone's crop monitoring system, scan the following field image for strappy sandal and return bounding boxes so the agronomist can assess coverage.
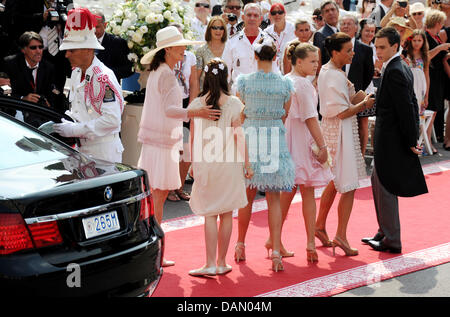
[167,190,180,202]
[175,189,190,201]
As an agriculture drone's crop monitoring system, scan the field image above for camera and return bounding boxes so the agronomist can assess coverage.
[398,1,407,7]
[227,13,237,22]
[38,95,48,106]
[47,0,68,25]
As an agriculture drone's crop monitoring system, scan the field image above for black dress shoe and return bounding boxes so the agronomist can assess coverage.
[368,240,402,253]
[361,232,384,244]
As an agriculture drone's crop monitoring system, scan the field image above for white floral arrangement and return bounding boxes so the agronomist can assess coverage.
[106,0,194,70]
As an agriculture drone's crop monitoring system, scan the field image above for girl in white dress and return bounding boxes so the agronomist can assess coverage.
[188,59,253,277]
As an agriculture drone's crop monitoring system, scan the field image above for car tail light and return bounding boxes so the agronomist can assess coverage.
[139,195,154,222]
[28,221,63,248]
[0,214,34,255]
[140,176,154,222]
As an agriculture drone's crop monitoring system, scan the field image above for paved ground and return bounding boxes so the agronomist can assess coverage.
[163,142,450,297]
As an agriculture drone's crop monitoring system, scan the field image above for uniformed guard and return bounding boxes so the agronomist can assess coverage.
[222,3,279,95]
[53,7,124,163]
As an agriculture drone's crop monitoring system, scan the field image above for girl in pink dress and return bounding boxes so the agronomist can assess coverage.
[281,41,334,262]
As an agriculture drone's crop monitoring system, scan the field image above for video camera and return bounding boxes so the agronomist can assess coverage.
[47,0,68,26]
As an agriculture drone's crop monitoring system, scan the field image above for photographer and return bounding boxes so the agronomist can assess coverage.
[222,0,244,37]
[380,0,417,29]
[3,31,60,125]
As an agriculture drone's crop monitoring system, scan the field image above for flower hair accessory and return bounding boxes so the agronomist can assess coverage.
[253,37,275,54]
[204,62,225,75]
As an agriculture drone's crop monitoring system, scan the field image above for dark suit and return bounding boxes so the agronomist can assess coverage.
[348,39,374,92]
[3,53,63,122]
[96,32,133,82]
[313,24,336,66]
[372,55,428,249]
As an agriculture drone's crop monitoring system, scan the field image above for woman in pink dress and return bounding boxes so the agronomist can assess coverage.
[281,41,334,262]
[137,26,221,267]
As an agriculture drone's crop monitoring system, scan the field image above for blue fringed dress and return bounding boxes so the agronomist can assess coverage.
[237,70,295,192]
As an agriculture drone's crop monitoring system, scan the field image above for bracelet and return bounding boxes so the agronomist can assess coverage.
[319,144,327,149]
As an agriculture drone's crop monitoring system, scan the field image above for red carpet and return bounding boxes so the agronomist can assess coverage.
[153,164,450,297]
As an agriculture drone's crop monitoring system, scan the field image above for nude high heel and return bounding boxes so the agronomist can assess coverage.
[234,242,246,263]
[265,241,294,258]
[306,249,319,263]
[332,237,359,256]
[271,250,284,272]
[315,229,333,247]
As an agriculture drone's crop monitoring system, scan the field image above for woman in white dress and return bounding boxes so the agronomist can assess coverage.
[316,32,375,256]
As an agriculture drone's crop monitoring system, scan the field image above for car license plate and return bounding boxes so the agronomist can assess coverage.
[82,211,120,239]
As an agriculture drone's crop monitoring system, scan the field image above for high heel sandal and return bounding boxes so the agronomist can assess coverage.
[265,241,295,258]
[306,249,318,263]
[271,250,284,272]
[332,237,359,256]
[315,229,333,247]
[234,242,246,263]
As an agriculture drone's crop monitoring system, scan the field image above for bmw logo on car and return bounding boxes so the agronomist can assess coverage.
[104,186,113,202]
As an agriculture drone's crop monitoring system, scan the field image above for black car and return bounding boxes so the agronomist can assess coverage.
[0,96,164,297]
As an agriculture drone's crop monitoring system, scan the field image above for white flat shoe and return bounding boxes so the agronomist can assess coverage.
[189,266,217,277]
[162,259,175,267]
[216,264,232,275]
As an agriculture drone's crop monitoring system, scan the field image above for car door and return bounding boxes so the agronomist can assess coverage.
[0,95,79,147]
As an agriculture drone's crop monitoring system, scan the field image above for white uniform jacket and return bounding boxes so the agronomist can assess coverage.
[66,56,124,162]
[222,29,280,94]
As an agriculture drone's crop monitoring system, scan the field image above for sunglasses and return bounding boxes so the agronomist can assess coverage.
[195,3,210,8]
[226,5,241,10]
[312,15,323,21]
[412,12,424,15]
[211,26,225,30]
[270,10,285,16]
[28,45,44,50]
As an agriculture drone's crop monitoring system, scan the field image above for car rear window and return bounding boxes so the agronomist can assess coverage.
[0,115,73,170]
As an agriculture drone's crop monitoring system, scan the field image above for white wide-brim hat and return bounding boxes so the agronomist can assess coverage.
[59,7,105,51]
[410,2,425,14]
[140,26,204,65]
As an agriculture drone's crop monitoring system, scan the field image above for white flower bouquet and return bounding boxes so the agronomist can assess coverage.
[107,0,193,70]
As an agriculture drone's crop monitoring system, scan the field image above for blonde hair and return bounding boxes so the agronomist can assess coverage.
[425,9,446,29]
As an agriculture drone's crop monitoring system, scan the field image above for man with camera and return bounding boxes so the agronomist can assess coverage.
[2,31,60,125]
[222,0,245,37]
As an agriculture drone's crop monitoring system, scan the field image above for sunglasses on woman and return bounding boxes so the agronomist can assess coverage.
[211,26,225,30]
[226,5,241,10]
[270,10,285,16]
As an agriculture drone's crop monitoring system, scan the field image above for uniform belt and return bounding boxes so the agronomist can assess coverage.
[80,133,120,146]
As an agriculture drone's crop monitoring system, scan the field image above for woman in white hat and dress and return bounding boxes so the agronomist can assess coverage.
[137,26,221,267]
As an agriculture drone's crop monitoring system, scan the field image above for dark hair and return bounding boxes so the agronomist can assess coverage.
[357,18,376,40]
[404,29,429,70]
[324,32,352,57]
[18,31,43,49]
[204,16,228,43]
[254,38,277,61]
[320,0,339,13]
[287,40,319,65]
[149,49,166,71]
[199,59,230,120]
[375,26,401,51]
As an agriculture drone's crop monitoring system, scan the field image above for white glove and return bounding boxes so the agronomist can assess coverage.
[53,118,77,137]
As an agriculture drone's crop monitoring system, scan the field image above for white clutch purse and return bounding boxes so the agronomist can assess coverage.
[311,143,333,169]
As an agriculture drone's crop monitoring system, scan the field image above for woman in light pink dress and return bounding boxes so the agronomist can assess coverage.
[137,26,221,266]
[280,41,333,262]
